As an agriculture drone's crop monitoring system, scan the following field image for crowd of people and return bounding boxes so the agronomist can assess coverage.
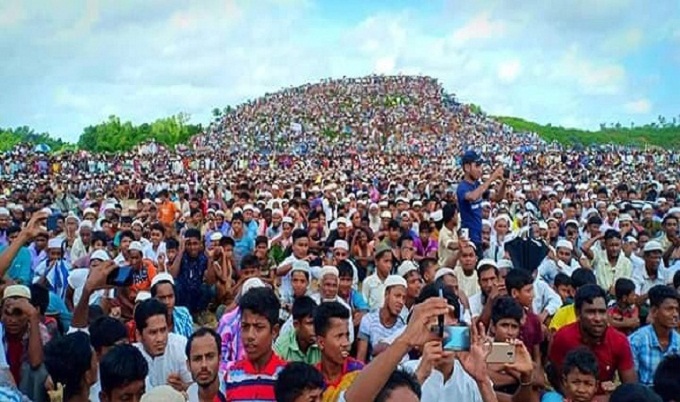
[0,75,679,402]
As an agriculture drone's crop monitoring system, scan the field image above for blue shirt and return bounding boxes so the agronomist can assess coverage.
[628,324,680,386]
[0,245,32,285]
[456,179,482,244]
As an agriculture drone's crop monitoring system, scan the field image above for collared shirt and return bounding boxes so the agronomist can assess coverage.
[593,251,633,291]
[628,325,680,386]
[134,333,192,389]
[437,225,458,267]
[316,358,364,402]
[361,273,388,311]
[414,237,438,258]
[176,253,209,313]
[216,307,244,372]
[400,359,485,402]
[172,306,194,339]
[632,268,668,298]
[273,328,321,365]
[549,322,635,394]
[225,353,287,402]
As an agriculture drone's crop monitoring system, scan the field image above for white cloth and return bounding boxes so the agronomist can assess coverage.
[67,268,114,306]
[134,333,193,389]
[401,359,485,402]
[469,293,484,318]
[361,273,387,311]
[0,324,9,369]
[532,277,562,316]
[143,242,167,264]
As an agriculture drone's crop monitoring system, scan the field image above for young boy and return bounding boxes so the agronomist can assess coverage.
[553,273,574,306]
[488,296,525,395]
[543,348,599,402]
[274,362,325,402]
[225,286,285,401]
[505,269,543,364]
[607,278,640,335]
[337,261,369,329]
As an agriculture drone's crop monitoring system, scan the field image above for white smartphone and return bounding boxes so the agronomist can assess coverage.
[460,228,469,240]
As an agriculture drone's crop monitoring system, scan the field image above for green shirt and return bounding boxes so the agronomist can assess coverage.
[274,328,321,365]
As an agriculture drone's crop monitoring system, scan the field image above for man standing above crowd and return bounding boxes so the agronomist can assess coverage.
[457,151,506,259]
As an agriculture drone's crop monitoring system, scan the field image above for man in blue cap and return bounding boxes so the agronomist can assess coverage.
[457,150,507,259]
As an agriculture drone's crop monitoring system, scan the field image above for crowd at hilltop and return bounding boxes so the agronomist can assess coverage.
[0,75,678,402]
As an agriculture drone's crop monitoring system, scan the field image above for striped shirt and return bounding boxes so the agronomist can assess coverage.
[358,310,406,350]
[225,353,287,401]
[172,306,194,339]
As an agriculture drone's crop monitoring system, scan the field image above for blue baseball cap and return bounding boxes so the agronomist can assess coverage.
[461,150,484,165]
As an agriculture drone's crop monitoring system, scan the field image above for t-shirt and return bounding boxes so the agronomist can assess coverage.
[549,322,635,394]
[456,180,482,244]
[158,201,178,226]
[224,353,287,401]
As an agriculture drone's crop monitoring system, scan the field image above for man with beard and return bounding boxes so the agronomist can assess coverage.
[133,298,192,392]
[185,328,226,402]
[356,276,407,363]
[628,285,680,386]
[549,284,637,395]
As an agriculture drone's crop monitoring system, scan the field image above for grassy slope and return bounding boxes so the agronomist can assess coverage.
[495,116,680,149]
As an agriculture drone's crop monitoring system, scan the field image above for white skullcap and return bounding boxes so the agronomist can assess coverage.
[397,260,418,278]
[90,250,111,261]
[240,278,265,297]
[434,267,456,282]
[151,272,175,288]
[384,275,407,289]
[47,238,63,249]
[334,240,349,251]
[556,239,573,251]
[128,241,144,253]
[319,266,339,279]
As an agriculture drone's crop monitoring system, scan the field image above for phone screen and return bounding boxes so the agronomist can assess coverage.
[443,326,470,351]
[46,216,59,232]
[107,266,134,287]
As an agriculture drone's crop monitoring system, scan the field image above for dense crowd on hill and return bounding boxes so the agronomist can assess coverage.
[0,75,679,402]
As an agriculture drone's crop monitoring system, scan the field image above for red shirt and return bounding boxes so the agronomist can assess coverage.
[549,322,634,394]
[520,309,543,350]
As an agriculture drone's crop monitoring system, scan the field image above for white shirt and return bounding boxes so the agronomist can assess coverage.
[532,277,562,316]
[401,359,485,402]
[143,242,167,264]
[0,324,9,369]
[67,268,114,306]
[186,378,226,402]
[279,294,355,344]
[469,293,484,318]
[361,273,387,311]
[278,255,322,304]
[134,333,193,389]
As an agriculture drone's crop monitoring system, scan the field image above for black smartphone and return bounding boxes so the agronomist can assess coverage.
[503,168,511,179]
[106,266,134,287]
[437,287,445,338]
[46,215,59,232]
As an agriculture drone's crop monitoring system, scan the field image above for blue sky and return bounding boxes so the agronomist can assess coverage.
[1,0,679,142]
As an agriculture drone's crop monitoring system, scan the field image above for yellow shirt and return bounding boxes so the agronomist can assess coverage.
[549,304,576,332]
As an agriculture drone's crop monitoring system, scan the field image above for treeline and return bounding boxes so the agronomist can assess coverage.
[0,113,204,154]
[495,116,680,149]
[77,113,203,153]
[0,126,69,153]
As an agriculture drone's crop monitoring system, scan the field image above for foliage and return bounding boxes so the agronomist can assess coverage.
[0,126,67,153]
[495,116,680,149]
[77,113,203,152]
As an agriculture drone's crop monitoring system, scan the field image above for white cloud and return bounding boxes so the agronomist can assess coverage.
[624,99,652,114]
[497,59,522,84]
[450,12,506,45]
[0,1,675,140]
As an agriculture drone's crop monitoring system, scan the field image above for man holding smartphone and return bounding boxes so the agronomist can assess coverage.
[457,151,507,259]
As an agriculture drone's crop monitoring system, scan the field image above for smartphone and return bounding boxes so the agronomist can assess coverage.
[437,288,445,338]
[106,266,134,287]
[486,342,516,364]
[460,228,469,240]
[443,326,470,351]
[503,168,511,179]
[46,215,59,232]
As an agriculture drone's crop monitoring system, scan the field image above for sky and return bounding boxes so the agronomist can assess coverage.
[1,0,679,142]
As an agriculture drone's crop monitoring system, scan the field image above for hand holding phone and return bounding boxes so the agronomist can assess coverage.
[106,266,134,287]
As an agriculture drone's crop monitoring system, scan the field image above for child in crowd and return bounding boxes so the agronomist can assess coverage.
[553,273,574,306]
[542,348,600,402]
[225,287,285,402]
[274,362,325,402]
[607,278,640,335]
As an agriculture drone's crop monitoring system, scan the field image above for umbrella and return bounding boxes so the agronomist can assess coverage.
[504,233,549,273]
[34,143,51,153]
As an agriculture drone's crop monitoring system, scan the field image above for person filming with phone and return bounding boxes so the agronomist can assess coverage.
[457,151,508,260]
